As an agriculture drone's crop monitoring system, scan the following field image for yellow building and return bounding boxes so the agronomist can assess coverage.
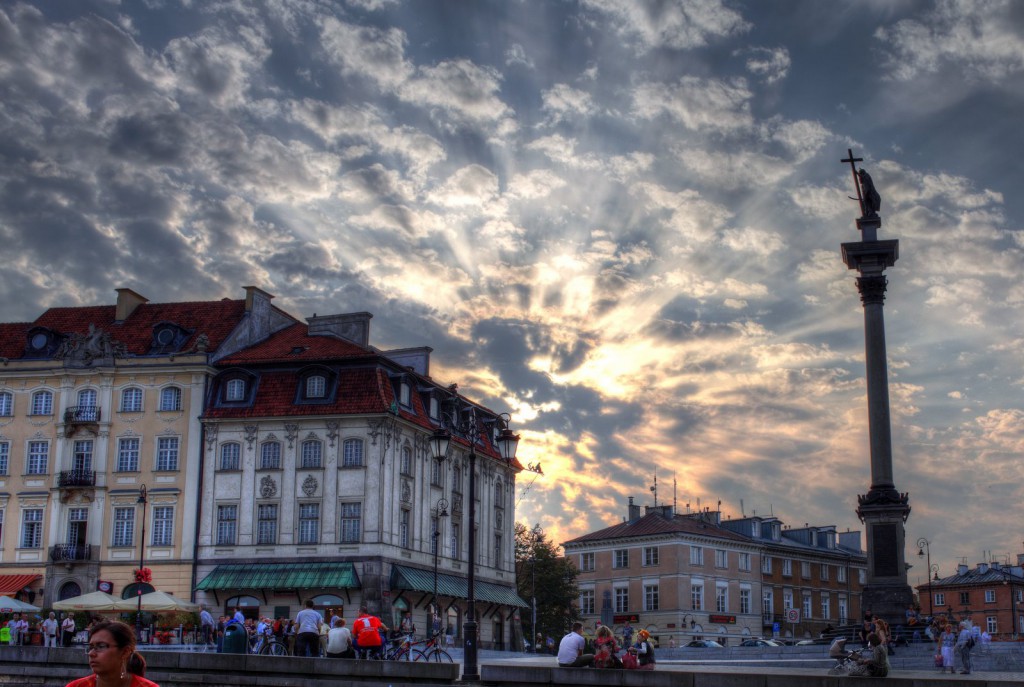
[0,287,292,605]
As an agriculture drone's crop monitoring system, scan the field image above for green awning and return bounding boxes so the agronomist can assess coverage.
[196,562,359,591]
[390,564,527,607]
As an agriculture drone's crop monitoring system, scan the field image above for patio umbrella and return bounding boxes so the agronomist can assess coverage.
[0,595,40,613]
[113,591,199,613]
[52,591,120,612]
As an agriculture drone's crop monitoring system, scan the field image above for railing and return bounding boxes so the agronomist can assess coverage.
[58,470,96,487]
[64,405,101,423]
[50,544,93,561]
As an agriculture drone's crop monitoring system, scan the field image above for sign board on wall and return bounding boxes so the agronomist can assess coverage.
[612,614,639,624]
[97,581,113,594]
[708,614,736,624]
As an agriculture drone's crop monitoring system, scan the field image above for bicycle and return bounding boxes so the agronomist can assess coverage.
[249,628,289,656]
[414,632,454,663]
[382,632,425,661]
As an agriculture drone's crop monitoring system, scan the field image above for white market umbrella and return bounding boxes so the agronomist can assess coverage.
[52,591,120,612]
[0,595,40,613]
[113,591,199,613]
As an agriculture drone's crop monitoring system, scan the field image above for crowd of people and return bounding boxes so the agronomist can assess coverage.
[555,621,656,671]
[2,611,81,648]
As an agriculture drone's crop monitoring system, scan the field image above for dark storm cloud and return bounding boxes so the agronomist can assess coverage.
[109,112,190,165]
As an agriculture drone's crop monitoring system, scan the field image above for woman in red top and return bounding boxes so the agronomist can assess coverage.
[65,620,159,687]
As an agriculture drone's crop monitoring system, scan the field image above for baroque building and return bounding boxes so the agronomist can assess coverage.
[194,311,525,648]
[0,286,288,605]
[917,555,1024,638]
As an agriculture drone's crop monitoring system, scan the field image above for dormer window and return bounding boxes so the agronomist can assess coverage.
[24,327,61,358]
[226,379,245,401]
[306,375,326,398]
[429,396,439,420]
[149,322,192,355]
[399,382,411,407]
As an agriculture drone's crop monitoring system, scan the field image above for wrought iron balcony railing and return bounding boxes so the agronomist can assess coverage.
[58,469,97,488]
[64,405,101,423]
[50,544,93,561]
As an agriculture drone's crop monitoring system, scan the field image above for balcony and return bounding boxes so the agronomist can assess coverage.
[58,470,97,488]
[50,544,93,562]
[64,405,101,436]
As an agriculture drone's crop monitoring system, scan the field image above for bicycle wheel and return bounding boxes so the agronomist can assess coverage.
[262,641,289,656]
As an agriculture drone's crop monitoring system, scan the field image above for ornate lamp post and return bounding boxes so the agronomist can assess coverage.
[432,497,449,635]
[917,537,933,618]
[430,407,519,682]
[136,484,148,642]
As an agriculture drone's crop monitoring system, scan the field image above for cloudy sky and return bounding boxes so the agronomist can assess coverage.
[2,0,1023,581]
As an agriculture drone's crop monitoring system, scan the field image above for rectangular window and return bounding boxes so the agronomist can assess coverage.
[431,457,442,485]
[340,502,362,543]
[738,552,751,571]
[987,616,997,633]
[20,509,43,548]
[73,440,93,472]
[784,589,794,610]
[740,588,751,614]
[577,552,595,572]
[580,589,595,615]
[821,563,830,581]
[643,546,659,567]
[0,442,8,475]
[27,441,49,475]
[120,387,143,412]
[691,583,704,611]
[399,508,410,548]
[802,594,812,619]
[450,524,461,559]
[300,441,322,469]
[117,438,140,472]
[614,587,629,613]
[400,448,412,475]
[112,507,135,547]
[257,504,278,545]
[430,516,440,555]
[935,592,945,606]
[342,439,363,467]
[762,556,772,574]
[299,503,320,544]
[0,392,11,416]
[151,506,173,546]
[820,594,830,620]
[782,559,792,576]
[220,443,240,471]
[31,391,53,416]
[837,566,847,583]
[690,546,704,566]
[839,597,848,624]
[260,442,281,469]
[858,569,866,584]
[156,437,179,471]
[984,589,996,603]
[716,585,728,612]
[452,467,462,493]
[959,591,970,605]
[216,505,237,545]
[801,561,811,578]
[159,387,182,411]
[644,584,660,611]
[715,549,728,568]
[613,549,629,569]
[763,590,773,615]
[494,533,503,567]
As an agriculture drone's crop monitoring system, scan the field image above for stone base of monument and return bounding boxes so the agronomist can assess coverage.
[862,582,915,627]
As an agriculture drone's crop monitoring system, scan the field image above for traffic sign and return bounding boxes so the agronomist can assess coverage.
[786,608,800,623]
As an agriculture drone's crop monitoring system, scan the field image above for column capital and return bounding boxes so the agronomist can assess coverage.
[856,275,888,305]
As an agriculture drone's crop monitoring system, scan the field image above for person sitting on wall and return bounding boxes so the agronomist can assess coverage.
[556,622,594,668]
[850,632,889,677]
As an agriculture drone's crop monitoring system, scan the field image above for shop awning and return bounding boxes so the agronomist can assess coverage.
[390,564,527,607]
[0,574,41,596]
[195,562,359,591]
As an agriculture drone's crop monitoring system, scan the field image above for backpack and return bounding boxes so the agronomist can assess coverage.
[966,636,976,649]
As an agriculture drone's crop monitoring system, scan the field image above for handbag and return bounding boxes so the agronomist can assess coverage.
[934,653,943,667]
[622,652,639,670]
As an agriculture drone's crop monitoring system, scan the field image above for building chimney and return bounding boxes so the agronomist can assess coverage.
[307,312,373,348]
[978,562,989,574]
[243,286,274,313]
[627,497,641,522]
[383,347,432,376]
[115,288,148,322]
[957,564,969,576]
[991,561,1001,571]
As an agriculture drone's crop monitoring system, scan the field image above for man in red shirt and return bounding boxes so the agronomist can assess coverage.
[352,605,388,659]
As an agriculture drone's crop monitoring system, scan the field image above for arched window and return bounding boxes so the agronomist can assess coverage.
[400,445,412,475]
[300,440,323,469]
[58,581,82,601]
[306,375,326,398]
[220,442,241,470]
[342,439,364,468]
[225,379,245,401]
[159,386,182,411]
[120,387,143,412]
[0,391,12,417]
[31,390,53,416]
[494,481,503,507]
[260,441,281,469]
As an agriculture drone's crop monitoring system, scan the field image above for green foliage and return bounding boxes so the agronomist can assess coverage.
[515,522,580,646]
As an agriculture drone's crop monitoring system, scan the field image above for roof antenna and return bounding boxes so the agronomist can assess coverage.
[740,498,745,517]
[673,475,677,514]
[649,471,658,507]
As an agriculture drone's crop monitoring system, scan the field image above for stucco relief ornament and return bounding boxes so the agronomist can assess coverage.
[401,480,412,503]
[495,510,503,528]
[302,475,318,496]
[244,424,259,449]
[326,421,339,448]
[284,423,299,448]
[260,474,277,498]
[56,324,129,367]
[204,423,219,450]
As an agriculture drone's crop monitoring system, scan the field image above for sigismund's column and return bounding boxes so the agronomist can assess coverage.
[839,150,913,624]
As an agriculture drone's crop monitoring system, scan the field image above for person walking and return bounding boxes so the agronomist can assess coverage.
[939,623,956,674]
[198,605,215,648]
[955,621,973,675]
[43,612,58,648]
[61,614,77,648]
[293,599,323,658]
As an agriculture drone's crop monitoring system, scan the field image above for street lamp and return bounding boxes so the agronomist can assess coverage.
[433,498,449,636]
[136,484,148,643]
[917,537,933,618]
[430,405,519,682]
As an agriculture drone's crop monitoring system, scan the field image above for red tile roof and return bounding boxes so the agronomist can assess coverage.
[563,511,752,545]
[215,323,373,364]
[0,322,31,359]
[8,299,251,357]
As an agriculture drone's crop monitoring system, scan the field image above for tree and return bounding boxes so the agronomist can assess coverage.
[515,522,580,650]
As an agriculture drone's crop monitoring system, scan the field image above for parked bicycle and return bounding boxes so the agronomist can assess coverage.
[414,632,454,663]
[249,627,289,656]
